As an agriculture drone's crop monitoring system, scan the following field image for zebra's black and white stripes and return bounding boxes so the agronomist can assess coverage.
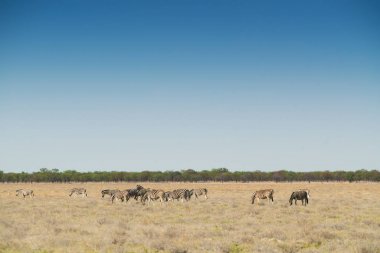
[16,189,34,198]
[69,188,87,197]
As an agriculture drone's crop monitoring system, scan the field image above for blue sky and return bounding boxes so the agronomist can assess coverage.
[1,0,379,172]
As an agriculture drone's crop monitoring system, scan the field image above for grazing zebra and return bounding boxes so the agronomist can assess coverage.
[142,189,165,204]
[168,189,191,202]
[163,191,173,201]
[251,189,274,204]
[190,188,208,200]
[69,188,87,197]
[16,189,34,198]
[101,189,119,198]
[111,190,129,204]
[289,190,309,206]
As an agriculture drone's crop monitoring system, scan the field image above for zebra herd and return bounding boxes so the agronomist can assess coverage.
[13,186,310,206]
[101,185,208,204]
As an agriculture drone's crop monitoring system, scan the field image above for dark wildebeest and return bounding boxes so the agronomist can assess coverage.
[126,185,146,202]
[251,189,274,204]
[297,189,310,200]
[16,189,34,198]
[289,190,309,206]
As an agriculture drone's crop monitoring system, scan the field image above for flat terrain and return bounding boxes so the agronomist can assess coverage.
[0,182,379,253]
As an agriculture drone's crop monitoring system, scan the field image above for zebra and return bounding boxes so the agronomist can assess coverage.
[289,190,309,206]
[163,191,174,201]
[251,189,274,205]
[167,189,190,202]
[69,188,87,198]
[16,189,34,198]
[142,189,165,204]
[189,188,208,200]
[111,190,129,204]
[101,189,119,198]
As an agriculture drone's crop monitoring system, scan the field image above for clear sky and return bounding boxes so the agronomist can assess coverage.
[1,1,379,172]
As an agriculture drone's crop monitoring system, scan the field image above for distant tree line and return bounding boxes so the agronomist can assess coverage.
[0,168,379,183]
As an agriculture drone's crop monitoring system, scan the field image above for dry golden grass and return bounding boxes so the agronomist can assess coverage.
[1,182,380,253]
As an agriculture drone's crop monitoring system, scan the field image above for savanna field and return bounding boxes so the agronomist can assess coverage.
[0,182,379,253]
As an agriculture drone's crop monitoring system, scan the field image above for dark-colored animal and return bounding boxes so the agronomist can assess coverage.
[297,189,311,199]
[289,190,309,206]
[69,188,87,197]
[16,189,34,198]
[251,189,274,204]
[125,185,146,202]
[189,188,208,200]
[101,189,119,198]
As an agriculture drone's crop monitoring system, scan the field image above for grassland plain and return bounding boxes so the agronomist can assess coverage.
[0,182,379,253]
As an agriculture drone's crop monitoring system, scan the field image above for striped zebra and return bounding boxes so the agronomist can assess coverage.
[101,189,119,198]
[69,188,87,197]
[190,188,208,200]
[251,189,274,205]
[111,190,129,204]
[16,189,34,198]
[166,189,190,202]
[163,191,173,201]
[142,189,165,204]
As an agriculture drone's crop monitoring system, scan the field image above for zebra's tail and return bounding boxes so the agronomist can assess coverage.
[251,192,256,204]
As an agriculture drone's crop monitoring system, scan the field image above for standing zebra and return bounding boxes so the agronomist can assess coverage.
[251,189,274,205]
[167,189,191,202]
[142,189,165,204]
[111,190,130,204]
[190,188,208,200]
[101,189,119,198]
[16,189,34,198]
[69,188,87,198]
